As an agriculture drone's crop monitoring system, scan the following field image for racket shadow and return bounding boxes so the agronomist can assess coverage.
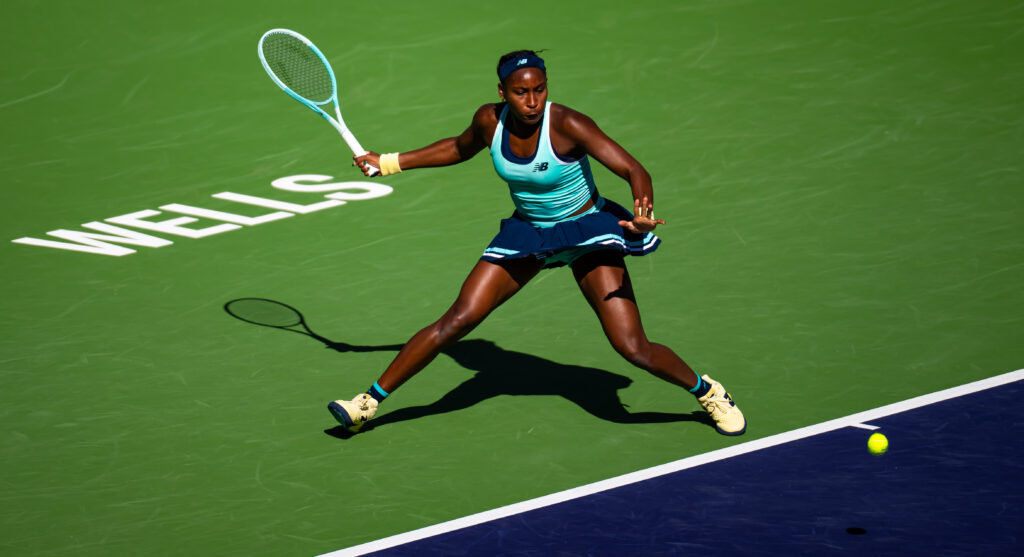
[223,298,711,437]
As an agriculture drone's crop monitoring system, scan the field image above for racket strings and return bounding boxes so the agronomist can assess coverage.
[261,33,334,104]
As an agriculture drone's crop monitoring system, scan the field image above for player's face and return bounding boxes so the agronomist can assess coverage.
[499,68,548,126]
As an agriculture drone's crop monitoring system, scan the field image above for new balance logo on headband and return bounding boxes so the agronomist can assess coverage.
[498,53,546,81]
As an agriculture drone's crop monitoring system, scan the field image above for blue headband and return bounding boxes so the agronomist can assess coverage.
[498,54,546,82]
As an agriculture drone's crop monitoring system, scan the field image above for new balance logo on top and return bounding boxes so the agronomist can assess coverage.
[533,162,549,172]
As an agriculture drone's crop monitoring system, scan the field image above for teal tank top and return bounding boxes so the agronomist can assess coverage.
[490,102,598,227]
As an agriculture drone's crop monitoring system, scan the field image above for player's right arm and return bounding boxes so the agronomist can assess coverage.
[353,104,497,175]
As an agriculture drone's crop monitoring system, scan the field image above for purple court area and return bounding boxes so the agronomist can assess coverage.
[362,380,1024,556]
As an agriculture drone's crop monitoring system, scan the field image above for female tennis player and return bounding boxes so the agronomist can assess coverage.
[330,51,745,436]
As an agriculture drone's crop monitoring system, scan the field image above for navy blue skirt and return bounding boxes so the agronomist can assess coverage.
[480,198,661,269]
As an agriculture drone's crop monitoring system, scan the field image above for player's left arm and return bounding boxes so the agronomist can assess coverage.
[557,105,665,232]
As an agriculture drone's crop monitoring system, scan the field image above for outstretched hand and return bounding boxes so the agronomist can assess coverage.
[618,197,665,234]
[353,152,380,176]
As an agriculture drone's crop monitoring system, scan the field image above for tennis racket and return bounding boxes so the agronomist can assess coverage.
[258,29,379,176]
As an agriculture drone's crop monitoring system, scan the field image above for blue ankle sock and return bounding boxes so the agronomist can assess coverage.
[366,382,389,403]
[688,375,711,398]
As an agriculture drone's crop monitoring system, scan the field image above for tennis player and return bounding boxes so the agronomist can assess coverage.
[330,51,745,436]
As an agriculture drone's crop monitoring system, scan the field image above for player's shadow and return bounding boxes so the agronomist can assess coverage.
[224,298,711,438]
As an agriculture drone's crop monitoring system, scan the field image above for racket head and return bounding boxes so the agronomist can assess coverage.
[225,298,305,329]
[258,29,338,107]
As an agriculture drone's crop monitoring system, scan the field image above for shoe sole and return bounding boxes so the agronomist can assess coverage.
[327,401,361,432]
[715,424,746,436]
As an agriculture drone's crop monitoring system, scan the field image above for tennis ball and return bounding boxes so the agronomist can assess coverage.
[867,432,888,455]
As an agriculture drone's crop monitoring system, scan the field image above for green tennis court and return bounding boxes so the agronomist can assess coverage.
[3,1,1022,554]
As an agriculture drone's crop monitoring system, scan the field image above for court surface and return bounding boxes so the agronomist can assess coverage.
[3,1,1023,555]
[330,370,1024,556]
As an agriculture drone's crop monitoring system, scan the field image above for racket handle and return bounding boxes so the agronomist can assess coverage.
[340,129,380,177]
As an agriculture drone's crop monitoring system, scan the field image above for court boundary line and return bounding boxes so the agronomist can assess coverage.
[319,368,1024,557]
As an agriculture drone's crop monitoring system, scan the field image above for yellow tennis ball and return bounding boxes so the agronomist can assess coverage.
[867,432,888,455]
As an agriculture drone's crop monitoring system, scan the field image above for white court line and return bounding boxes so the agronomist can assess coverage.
[320,368,1024,557]
[850,423,880,430]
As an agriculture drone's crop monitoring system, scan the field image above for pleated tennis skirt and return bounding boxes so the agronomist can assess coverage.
[480,198,661,269]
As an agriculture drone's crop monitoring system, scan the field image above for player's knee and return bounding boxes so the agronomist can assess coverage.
[613,337,653,369]
[435,307,484,345]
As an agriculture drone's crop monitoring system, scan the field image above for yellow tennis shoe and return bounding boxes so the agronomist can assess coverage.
[328,393,378,433]
[697,375,746,436]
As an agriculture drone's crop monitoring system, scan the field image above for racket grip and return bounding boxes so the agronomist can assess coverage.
[341,129,380,177]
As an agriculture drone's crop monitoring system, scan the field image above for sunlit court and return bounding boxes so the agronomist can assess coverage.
[3,1,1022,555]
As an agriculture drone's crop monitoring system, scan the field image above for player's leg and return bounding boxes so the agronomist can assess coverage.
[377,257,541,392]
[570,250,745,435]
[571,250,699,387]
[329,257,541,432]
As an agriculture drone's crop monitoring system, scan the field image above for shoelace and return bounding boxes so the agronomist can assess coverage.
[356,396,372,413]
[703,392,735,418]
